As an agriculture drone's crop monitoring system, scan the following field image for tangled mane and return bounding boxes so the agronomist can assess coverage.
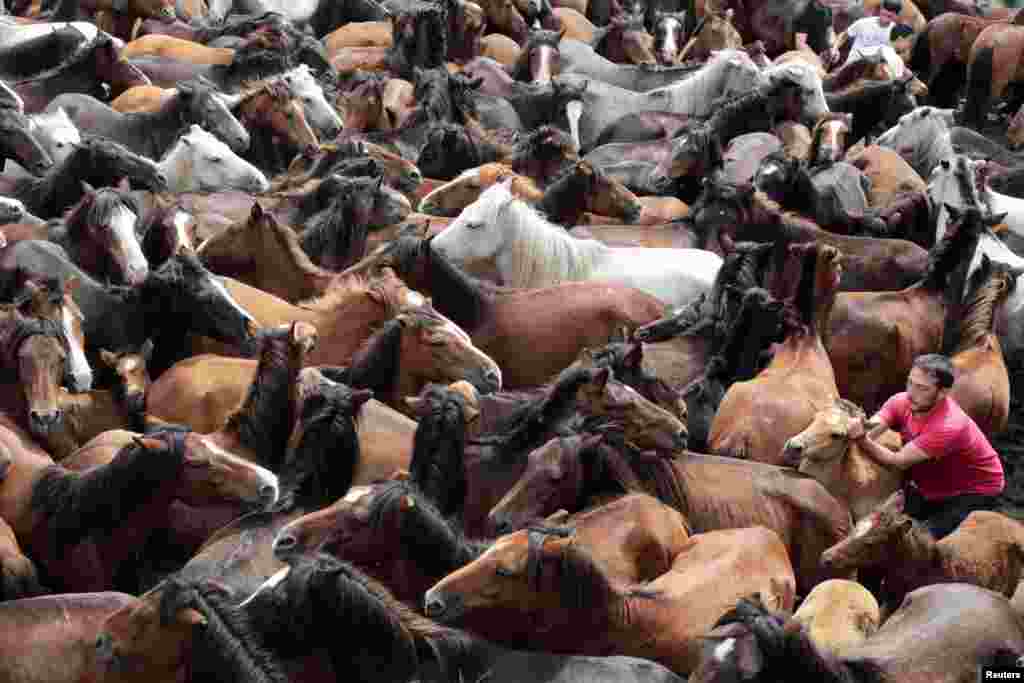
[407,383,469,516]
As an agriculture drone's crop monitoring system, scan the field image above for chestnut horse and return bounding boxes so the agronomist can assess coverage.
[825,204,989,413]
[423,525,796,674]
[341,235,668,388]
[965,24,1024,129]
[709,241,843,466]
[948,254,1016,436]
[821,489,1024,609]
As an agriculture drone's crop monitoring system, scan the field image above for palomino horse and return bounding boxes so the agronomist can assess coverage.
[782,397,905,521]
[432,179,721,308]
[689,587,1024,683]
[821,490,1024,608]
[790,578,881,657]
[423,525,796,674]
[341,234,670,387]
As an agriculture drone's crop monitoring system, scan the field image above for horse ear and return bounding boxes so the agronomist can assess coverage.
[140,338,154,362]
[250,202,265,220]
[99,349,118,367]
[591,366,611,389]
[80,181,95,194]
[623,342,643,368]
[404,395,427,414]
[943,203,961,221]
[544,509,571,524]
[989,212,1009,226]
[373,174,384,194]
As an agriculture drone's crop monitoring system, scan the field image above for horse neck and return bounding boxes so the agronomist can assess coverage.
[956,278,1004,353]
[498,200,605,288]
[874,520,956,591]
[708,91,766,142]
[222,337,301,467]
[136,97,187,156]
[56,389,126,442]
[817,438,903,520]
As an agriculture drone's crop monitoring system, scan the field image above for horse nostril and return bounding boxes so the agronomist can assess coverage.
[424,596,445,618]
[274,535,297,554]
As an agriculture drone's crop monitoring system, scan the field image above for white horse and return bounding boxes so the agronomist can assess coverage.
[563,49,765,152]
[875,106,956,181]
[218,65,342,139]
[761,60,830,125]
[3,108,80,180]
[432,178,722,308]
[978,172,1024,256]
[157,124,270,194]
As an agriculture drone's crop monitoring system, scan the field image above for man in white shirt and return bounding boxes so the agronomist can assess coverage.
[826,0,906,73]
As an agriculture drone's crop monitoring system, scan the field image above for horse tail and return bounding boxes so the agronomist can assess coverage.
[965,45,995,129]
[908,23,931,82]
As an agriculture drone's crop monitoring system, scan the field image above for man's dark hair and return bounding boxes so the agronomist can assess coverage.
[912,354,955,389]
[881,0,901,11]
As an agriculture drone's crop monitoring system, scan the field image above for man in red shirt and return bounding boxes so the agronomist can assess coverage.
[848,354,1005,539]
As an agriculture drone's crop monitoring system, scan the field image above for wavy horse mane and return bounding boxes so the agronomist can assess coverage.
[407,384,469,516]
[158,579,289,683]
[298,177,381,271]
[296,271,405,317]
[920,205,984,293]
[222,324,307,469]
[366,479,489,577]
[954,258,1014,352]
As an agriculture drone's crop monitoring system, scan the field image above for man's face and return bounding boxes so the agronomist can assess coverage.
[879,6,897,24]
[906,366,943,414]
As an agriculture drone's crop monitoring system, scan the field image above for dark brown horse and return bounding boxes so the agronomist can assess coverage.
[965,23,1024,129]
[0,103,52,176]
[825,204,991,413]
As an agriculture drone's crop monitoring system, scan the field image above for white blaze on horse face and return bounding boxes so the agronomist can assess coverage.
[237,566,291,608]
[199,434,280,505]
[404,289,427,308]
[534,44,556,84]
[657,17,681,64]
[566,99,583,153]
[713,637,737,662]
[173,210,193,251]
[110,206,149,286]
[62,305,93,392]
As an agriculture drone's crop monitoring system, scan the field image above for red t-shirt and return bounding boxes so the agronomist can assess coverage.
[876,393,1004,500]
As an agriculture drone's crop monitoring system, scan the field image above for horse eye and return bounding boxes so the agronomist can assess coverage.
[209,156,223,164]
[466,221,483,230]
[495,566,515,577]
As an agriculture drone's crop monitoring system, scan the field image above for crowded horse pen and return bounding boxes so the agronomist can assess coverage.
[6,0,1024,677]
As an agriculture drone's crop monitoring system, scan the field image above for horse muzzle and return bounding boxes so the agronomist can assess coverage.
[780,440,803,468]
[28,409,64,438]
[423,589,464,622]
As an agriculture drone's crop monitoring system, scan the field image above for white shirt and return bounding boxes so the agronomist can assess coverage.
[842,16,904,75]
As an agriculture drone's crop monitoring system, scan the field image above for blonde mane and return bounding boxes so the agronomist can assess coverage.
[296,270,408,315]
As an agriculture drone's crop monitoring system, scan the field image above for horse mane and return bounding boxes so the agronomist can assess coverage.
[549,537,620,614]
[407,384,469,517]
[62,186,141,241]
[921,206,982,291]
[809,113,849,164]
[833,396,866,418]
[956,259,1013,352]
[481,364,597,459]
[496,189,603,287]
[241,553,420,681]
[222,325,305,470]
[239,78,292,105]
[275,376,362,510]
[300,198,370,272]
[711,287,784,380]
[365,479,489,577]
[158,580,287,683]
[711,596,885,683]
[30,437,184,550]
[296,271,404,317]
[10,31,111,85]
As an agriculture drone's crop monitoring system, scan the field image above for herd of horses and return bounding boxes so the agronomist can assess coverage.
[6,0,1024,677]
